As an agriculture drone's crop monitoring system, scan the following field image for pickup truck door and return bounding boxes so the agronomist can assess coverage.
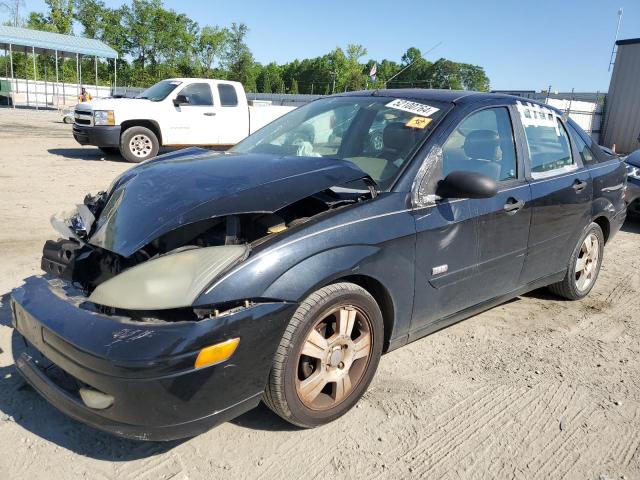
[215,83,249,146]
[410,104,531,337]
[167,83,220,145]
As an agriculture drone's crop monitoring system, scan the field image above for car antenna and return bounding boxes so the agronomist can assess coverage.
[373,41,443,95]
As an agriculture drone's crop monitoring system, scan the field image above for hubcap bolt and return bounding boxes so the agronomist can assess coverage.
[338,361,345,369]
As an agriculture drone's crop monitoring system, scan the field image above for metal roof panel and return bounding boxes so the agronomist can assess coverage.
[0,25,118,58]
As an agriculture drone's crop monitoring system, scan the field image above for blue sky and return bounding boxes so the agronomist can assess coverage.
[16,0,640,92]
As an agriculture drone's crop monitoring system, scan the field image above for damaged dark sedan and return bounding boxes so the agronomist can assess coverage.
[11,90,627,441]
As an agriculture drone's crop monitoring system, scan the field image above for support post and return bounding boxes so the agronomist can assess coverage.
[76,53,79,100]
[94,55,98,98]
[114,58,117,96]
[44,52,48,109]
[9,43,15,108]
[55,50,59,109]
[25,47,29,107]
[32,46,38,110]
[62,56,66,107]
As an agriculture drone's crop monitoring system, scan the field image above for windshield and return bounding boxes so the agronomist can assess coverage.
[231,96,448,189]
[136,80,182,101]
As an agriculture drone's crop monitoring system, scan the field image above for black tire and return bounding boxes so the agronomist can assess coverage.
[119,126,159,163]
[98,147,119,155]
[63,116,74,124]
[263,282,384,428]
[548,222,604,300]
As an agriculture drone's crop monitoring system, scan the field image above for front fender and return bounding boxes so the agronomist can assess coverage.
[261,245,381,301]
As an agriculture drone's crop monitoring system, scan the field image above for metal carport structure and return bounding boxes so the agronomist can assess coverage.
[0,25,118,109]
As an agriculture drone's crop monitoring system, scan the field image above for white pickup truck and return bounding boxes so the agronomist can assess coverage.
[72,78,294,162]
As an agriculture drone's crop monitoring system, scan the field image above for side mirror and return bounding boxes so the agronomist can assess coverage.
[173,94,189,107]
[436,170,498,199]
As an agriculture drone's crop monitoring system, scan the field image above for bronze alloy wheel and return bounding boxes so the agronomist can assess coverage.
[295,306,372,410]
[575,232,600,292]
[263,282,383,428]
[548,222,604,300]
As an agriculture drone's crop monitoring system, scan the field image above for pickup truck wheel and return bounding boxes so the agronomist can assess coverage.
[263,282,383,428]
[548,222,604,300]
[120,126,159,163]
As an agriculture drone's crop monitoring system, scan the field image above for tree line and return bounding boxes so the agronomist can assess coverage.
[1,0,490,93]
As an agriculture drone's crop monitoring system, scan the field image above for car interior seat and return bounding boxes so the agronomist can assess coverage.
[444,129,501,180]
[373,122,422,182]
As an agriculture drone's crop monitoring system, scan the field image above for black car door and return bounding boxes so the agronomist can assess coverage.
[514,102,592,284]
[410,103,531,338]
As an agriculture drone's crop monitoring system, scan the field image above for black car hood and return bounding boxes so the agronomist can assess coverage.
[88,148,370,257]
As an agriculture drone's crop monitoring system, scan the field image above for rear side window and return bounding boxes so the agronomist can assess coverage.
[442,107,517,182]
[178,83,213,106]
[218,84,239,106]
[567,123,596,165]
[517,102,574,175]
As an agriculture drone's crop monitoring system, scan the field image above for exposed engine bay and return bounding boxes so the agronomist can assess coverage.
[41,185,375,296]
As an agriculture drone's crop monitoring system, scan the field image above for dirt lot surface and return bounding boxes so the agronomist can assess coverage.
[0,109,638,480]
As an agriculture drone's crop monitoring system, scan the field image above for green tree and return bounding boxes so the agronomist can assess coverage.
[26,11,57,32]
[458,63,490,91]
[225,22,256,91]
[289,78,299,94]
[123,0,160,72]
[197,25,228,76]
[11,0,493,93]
[46,0,73,34]
[428,59,463,90]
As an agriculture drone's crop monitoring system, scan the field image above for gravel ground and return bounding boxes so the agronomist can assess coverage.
[0,108,638,480]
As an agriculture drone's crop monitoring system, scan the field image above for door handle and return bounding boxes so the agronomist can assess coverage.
[203,112,216,116]
[503,198,525,214]
[572,179,588,192]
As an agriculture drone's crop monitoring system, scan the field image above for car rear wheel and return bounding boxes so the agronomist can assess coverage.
[548,222,604,300]
[120,126,159,163]
[263,282,383,428]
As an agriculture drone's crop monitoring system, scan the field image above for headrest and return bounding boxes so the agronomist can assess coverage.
[463,129,500,161]
[296,123,315,143]
[383,122,418,151]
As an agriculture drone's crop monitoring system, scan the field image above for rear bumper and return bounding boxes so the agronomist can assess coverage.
[73,124,121,147]
[10,276,296,441]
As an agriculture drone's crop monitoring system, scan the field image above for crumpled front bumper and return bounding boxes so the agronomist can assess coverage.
[10,276,296,441]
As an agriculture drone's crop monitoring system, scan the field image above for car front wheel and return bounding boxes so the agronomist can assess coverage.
[263,282,384,428]
[548,222,604,300]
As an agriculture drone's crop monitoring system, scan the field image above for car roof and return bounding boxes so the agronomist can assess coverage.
[337,88,557,110]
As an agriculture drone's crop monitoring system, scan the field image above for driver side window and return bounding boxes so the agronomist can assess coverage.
[442,107,517,182]
[177,83,214,106]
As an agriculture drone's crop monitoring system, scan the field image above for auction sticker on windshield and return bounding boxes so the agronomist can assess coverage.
[405,116,432,129]
[386,99,440,117]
